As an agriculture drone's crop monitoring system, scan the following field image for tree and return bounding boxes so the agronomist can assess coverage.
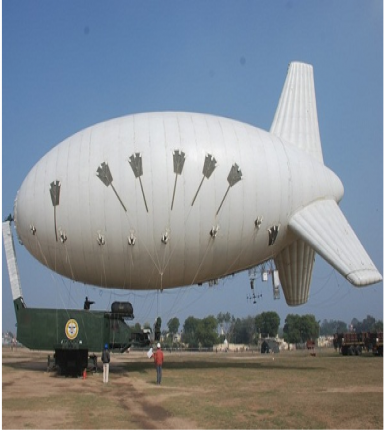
[373,320,383,332]
[359,315,377,332]
[182,316,200,347]
[217,312,235,342]
[254,311,280,338]
[182,315,219,348]
[283,314,302,344]
[300,315,319,341]
[243,316,257,344]
[167,317,180,338]
[283,314,320,344]
[231,318,244,344]
[196,315,219,348]
[320,319,347,335]
[350,317,359,331]
[132,322,142,333]
[230,316,257,344]
[350,315,383,333]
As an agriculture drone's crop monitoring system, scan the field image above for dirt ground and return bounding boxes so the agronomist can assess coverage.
[2,348,197,430]
[2,347,383,429]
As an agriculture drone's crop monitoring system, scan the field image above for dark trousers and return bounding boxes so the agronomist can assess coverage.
[156,365,162,384]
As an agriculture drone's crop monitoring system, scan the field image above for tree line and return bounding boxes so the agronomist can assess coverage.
[131,312,383,349]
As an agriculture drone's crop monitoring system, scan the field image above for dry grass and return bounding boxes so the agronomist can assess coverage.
[2,347,383,429]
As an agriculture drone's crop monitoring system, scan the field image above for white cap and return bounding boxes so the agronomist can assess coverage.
[157,343,161,348]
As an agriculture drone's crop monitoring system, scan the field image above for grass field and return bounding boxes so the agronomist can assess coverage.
[2,347,383,429]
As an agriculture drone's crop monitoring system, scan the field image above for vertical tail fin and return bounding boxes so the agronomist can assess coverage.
[270,62,324,163]
[272,62,321,305]
[275,240,315,306]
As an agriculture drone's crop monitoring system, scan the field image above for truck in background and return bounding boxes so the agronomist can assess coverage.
[333,332,383,356]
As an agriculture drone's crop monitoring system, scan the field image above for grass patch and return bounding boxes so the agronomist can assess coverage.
[2,348,383,429]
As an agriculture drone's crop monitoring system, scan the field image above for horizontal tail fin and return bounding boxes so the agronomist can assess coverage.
[289,199,382,286]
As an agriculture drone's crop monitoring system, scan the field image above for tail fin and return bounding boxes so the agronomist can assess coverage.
[272,62,323,305]
[272,62,382,305]
[275,240,315,306]
[270,62,324,163]
[290,200,382,286]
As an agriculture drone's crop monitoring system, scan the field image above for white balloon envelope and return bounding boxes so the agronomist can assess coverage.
[13,63,382,305]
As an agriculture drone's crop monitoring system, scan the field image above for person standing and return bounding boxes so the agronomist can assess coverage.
[84,296,95,310]
[101,344,110,383]
[153,343,164,385]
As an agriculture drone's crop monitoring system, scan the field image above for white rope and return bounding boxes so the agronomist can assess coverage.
[33,234,72,318]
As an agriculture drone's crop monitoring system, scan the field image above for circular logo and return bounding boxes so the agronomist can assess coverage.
[65,319,79,340]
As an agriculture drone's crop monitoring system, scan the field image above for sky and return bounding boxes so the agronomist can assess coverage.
[2,1,383,334]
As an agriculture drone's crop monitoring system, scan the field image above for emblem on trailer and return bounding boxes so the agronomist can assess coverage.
[65,319,79,340]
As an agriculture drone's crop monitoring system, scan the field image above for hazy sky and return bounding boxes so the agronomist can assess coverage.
[2,1,383,333]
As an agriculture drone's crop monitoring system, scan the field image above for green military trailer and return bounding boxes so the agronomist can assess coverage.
[14,296,149,376]
[3,220,153,376]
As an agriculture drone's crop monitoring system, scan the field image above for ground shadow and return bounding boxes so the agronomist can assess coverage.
[117,358,325,375]
[3,355,325,375]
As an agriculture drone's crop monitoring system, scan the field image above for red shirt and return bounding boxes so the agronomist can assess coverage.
[153,349,164,365]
